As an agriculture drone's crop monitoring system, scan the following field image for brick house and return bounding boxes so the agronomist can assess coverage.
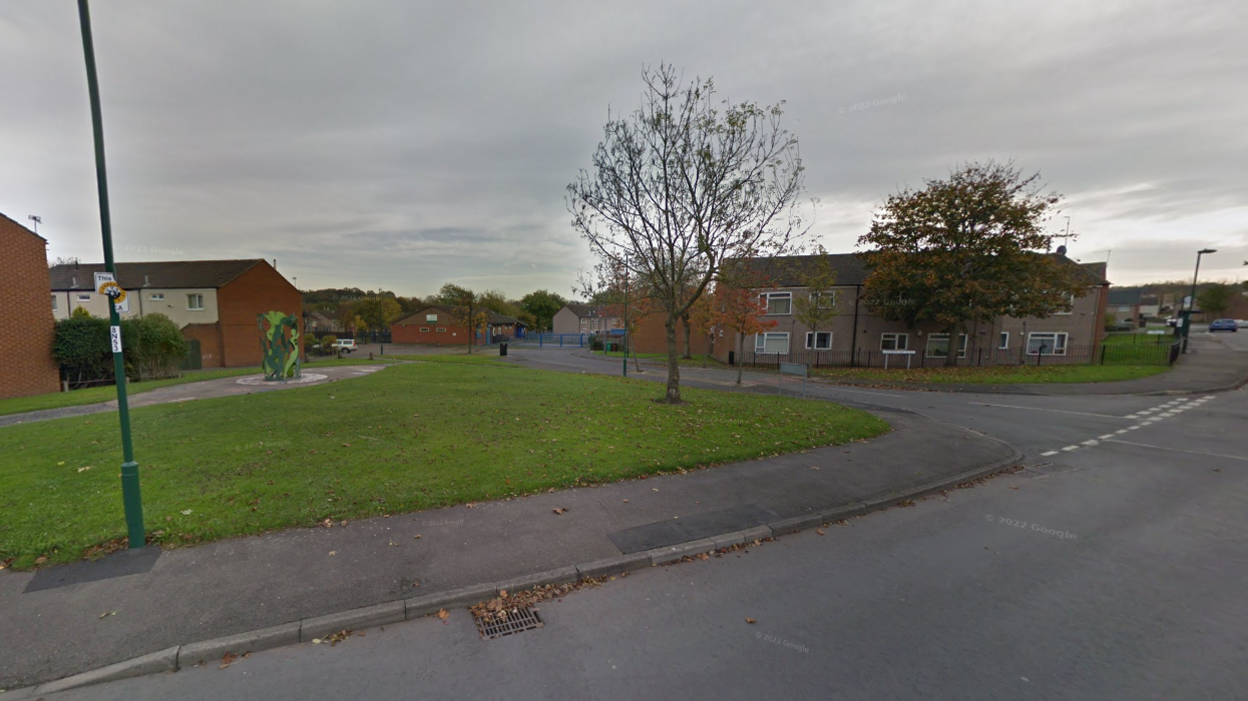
[551,303,624,335]
[0,212,61,398]
[391,305,524,346]
[49,259,301,368]
[711,253,1108,365]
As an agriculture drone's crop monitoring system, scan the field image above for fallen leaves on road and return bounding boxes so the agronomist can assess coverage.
[413,534,422,539]
[311,630,353,646]
[99,611,117,619]
[552,508,568,515]
[471,576,612,625]
[436,609,449,620]
[328,551,337,556]
[816,529,825,536]
[746,618,756,624]
[388,541,398,547]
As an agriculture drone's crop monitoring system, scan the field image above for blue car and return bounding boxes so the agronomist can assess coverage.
[1209,319,1239,332]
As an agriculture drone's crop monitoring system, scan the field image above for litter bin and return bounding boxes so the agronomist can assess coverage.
[728,350,735,366]
[499,342,508,357]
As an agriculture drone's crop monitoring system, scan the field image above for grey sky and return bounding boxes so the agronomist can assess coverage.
[2,0,1245,297]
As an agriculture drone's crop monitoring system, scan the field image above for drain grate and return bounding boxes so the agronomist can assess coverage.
[476,606,544,639]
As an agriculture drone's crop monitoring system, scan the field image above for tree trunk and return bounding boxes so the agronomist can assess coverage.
[663,319,682,403]
[681,314,693,359]
[735,333,744,385]
[944,325,957,367]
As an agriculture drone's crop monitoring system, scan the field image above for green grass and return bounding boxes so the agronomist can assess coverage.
[591,350,727,367]
[813,364,1169,385]
[1102,332,1174,346]
[0,360,888,569]
[0,357,401,418]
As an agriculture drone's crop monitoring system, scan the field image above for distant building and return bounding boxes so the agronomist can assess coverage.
[391,305,525,346]
[49,259,301,368]
[551,303,623,335]
[0,212,60,398]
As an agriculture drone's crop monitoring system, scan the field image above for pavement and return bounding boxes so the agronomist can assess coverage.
[0,362,1018,692]
[23,381,1248,700]
[0,364,390,428]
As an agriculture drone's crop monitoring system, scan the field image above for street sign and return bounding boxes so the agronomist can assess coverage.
[110,325,122,353]
[882,348,916,369]
[1147,329,1166,335]
[94,271,129,312]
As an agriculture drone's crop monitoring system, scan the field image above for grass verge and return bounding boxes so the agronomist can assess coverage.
[812,364,1169,385]
[0,359,887,569]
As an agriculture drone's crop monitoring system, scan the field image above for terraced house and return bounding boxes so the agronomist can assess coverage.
[49,259,301,368]
[719,253,1109,367]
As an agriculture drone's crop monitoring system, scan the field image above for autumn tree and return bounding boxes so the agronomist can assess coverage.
[1197,283,1234,317]
[438,283,491,354]
[568,64,806,403]
[520,290,568,332]
[578,260,655,371]
[858,161,1086,366]
[353,296,402,336]
[688,289,719,367]
[790,248,839,354]
[709,264,778,384]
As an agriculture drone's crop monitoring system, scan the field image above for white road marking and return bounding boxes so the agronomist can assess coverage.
[1062,445,1079,452]
[1081,439,1100,446]
[968,402,1125,419]
[1128,425,1142,430]
[1103,439,1248,462]
[1099,434,1115,440]
[1040,450,1059,456]
[1115,429,1129,434]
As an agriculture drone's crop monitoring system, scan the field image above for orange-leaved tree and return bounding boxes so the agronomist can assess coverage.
[711,278,777,385]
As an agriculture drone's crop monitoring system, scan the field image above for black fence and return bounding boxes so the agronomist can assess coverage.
[738,342,1179,369]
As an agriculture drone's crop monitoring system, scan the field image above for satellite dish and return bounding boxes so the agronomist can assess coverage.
[1056,245,1067,256]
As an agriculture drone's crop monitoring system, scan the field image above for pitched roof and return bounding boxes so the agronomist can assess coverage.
[0,211,47,243]
[48,259,264,290]
[396,305,524,326]
[731,253,1109,288]
[561,303,615,318]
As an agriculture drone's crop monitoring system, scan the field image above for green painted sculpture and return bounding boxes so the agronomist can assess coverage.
[258,311,301,380]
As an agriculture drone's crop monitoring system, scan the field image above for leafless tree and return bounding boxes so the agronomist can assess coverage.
[568,64,807,403]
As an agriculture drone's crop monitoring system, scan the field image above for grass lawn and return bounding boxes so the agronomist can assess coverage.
[812,364,1169,385]
[591,350,727,367]
[0,359,887,569]
[0,357,401,419]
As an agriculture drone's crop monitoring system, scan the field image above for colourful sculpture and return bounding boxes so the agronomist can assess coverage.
[258,311,301,380]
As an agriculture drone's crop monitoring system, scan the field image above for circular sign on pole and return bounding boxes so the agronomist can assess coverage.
[97,280,127,303]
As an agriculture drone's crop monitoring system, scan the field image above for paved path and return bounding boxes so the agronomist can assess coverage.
[0,365,390,428]
[29,384,1248,701]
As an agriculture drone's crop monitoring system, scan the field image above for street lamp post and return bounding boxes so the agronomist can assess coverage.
[1181,248,1217,354]
[78,0,145,549]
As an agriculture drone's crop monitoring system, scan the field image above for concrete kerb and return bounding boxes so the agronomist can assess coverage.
[10,440,1025,698]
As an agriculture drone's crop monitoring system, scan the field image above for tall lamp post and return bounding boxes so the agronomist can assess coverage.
[1181,248,1217,354]
[78,0,145,548]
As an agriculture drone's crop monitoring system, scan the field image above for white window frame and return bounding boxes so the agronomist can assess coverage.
[187,293,204,311]
[51,295,59,310]
[998,332,1010,350]
[804,331,832,350]
[759,292,792,316]
[808,290,837,312]
[1026,332,1068,356]
[420,327,430,332]
[436,327,447,333]
[880,333,908,351]
[149,293,165,301]
[926,333,968,358]
[77,293,92,302]
[426,313,438,322]
[755,332,790,354]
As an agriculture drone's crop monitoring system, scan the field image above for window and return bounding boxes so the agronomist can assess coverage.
[759,292,792,315]
[1055,293,1076,315]
[880,333,908,351]
[51,295,58,310]
[754,332,790,354]
[1027,332,1068,356]
[998,332,1010,350]
[77,293,91,302]
[420,327,430,332]
[426,313,438,322]
[436,327,446,333]
[926,333,967,358]
[150,293,164,301]
[808,290,836,311]
[805,331,832,350]
[187,294,204,311]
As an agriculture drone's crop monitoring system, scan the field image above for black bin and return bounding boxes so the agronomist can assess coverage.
[499,342,508,357]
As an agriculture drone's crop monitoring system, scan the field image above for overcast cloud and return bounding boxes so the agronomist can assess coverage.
[2,0,1245,296]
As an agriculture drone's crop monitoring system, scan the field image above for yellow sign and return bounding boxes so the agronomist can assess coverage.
[97,280,127,303]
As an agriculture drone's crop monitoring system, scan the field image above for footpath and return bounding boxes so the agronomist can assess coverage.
[0,384,1017,695]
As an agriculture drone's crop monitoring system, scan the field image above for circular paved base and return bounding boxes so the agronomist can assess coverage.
[235,373,328,386]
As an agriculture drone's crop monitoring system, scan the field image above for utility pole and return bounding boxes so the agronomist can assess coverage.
[622,261,629,377]
[78,0,145,549]
[1182,248,1216,354]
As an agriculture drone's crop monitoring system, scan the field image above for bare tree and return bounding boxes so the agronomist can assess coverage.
[568,64,806,403]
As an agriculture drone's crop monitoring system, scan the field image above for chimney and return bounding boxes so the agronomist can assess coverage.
[144,274,151,287]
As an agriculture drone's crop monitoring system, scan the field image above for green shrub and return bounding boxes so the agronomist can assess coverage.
[131,314,190,380]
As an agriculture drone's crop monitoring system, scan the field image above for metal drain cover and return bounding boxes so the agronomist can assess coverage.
[476,606,544,639]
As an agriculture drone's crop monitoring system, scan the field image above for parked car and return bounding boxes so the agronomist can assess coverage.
[1208,319,1239,332]
[1165,317,1179,327]
[1237,319,1248,329]
[333,339,358,352]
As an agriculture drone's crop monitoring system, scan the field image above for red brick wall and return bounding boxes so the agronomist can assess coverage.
[181,323,224,368]
[0,215,61,398]
[392,319,474,346]
[629,311,712,355]
[215,261,302,367]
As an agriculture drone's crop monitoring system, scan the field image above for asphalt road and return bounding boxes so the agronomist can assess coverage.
[33,348,1248,700]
